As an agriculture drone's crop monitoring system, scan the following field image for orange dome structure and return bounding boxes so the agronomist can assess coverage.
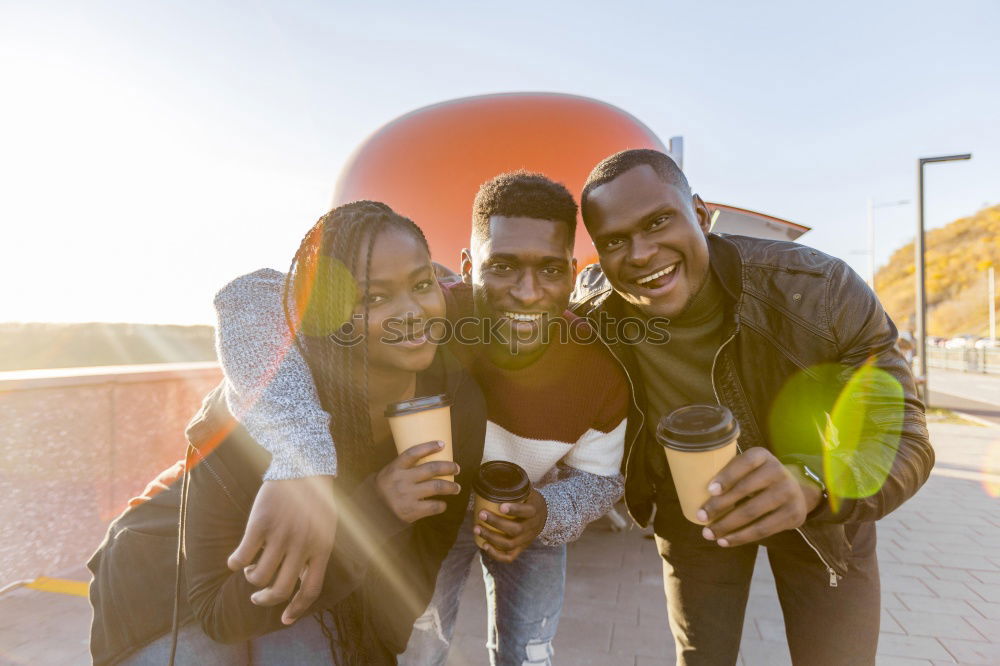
[333,93,666,269]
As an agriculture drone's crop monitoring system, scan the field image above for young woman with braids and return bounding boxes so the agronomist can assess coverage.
[88,201,487,665]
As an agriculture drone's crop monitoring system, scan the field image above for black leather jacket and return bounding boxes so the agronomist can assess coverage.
[571,233,934,582]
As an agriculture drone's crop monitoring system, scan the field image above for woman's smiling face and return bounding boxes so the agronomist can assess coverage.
[357,227,445,374]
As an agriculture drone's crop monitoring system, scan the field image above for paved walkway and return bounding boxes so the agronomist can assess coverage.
[1,420,998,665]
[929,369,1000,408]
[929,368,1000,427]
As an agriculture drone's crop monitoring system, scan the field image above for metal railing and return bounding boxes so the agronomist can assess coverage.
[925,347,1000,374]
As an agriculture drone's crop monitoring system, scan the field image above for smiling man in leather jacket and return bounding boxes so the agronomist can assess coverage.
[570,149,933,666]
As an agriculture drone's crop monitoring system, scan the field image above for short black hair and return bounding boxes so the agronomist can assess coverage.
[580,149,691,228]
[471,171,578,247]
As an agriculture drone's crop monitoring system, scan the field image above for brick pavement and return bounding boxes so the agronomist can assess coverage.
[1,420,998,665]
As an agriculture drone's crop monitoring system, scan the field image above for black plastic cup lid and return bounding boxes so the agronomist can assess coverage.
[656,404,740,452]
[384,393,452,418]
[473,461,531,503]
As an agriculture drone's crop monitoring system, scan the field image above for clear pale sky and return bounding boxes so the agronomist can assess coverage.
[2,0,997,325]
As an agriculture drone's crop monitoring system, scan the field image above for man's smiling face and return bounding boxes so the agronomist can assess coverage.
[586,164,713,319]
[462,215,576,363]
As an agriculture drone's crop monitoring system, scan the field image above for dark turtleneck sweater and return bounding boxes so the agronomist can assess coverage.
[625,272,727,484]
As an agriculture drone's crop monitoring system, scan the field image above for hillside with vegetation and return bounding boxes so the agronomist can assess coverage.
[0,322,216,372]
[875,204,1000,338]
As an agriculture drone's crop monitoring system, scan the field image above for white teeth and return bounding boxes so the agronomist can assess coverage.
[503,312,543,322]
[636,264,677,285]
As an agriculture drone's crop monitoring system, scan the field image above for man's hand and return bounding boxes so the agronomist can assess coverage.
[376,440,461,523]
[227,476,338,625]
[697,448,822,548]
[474,489,548,563]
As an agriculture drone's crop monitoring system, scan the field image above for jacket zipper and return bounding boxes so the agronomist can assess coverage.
[710,331,841,588]
[595,335,646,488]
[795,536,839,587]
[710,332,737,413]
[583,292,842,587]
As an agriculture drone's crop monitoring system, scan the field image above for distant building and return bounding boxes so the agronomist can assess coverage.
[708,203,810,241]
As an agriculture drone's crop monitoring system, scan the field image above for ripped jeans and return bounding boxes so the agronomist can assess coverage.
[400,510,567,666]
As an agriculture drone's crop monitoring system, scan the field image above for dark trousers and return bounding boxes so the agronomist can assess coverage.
[653,496,881,666]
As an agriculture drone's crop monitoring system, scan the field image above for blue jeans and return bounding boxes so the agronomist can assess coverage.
[120,613,336,665]
[400,510,567,666]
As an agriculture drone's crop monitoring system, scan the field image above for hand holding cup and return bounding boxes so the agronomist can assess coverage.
[698,449,823,547]
[471,461,533,557]
[656,404,740,525]
[385,394,454,481]
[474,488,547,563]
[376,440,461,523]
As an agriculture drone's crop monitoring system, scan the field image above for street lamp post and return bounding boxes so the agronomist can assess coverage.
[915,153,972,404]
[867,198,909,287]
[989,265,996,343]
[669,136,684,170]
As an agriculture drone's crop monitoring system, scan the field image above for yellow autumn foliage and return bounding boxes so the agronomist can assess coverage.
[874,204,1000,337]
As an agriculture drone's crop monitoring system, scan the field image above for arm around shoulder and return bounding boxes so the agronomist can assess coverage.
[213,269,338,480]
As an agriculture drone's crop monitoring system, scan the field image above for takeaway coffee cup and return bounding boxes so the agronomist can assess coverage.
[473,461,531,549]
[656,404,740,525]
[385,394,454,482]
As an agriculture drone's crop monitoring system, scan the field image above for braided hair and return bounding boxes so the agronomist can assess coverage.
[281,200,430,665]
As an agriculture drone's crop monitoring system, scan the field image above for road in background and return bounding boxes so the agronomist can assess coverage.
[931,369,1000,407]
[929,368,1000,427]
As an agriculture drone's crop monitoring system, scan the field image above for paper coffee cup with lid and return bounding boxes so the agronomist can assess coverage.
[384,394,453,482]
[473,461,531,549]
[656,404,740,525]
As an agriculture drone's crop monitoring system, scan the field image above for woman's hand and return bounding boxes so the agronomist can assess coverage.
[376,440,461,523]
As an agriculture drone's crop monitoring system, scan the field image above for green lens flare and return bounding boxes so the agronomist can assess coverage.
[299,255,358,337]
[769,362,904,509]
